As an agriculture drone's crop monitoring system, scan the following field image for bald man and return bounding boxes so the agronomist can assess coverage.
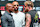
[11,1,25,27]
[1,3,15,27]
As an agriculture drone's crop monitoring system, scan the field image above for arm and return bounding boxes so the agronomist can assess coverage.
[25,13,31,27]
[1,16,8,27]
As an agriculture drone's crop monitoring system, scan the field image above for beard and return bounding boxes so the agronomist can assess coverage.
[14,8,18,11]
[25,9,29,12]
[9,10,12,13]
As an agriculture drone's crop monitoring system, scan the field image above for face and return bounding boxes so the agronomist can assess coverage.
[24,4,33,12]
[7,4,14,12]
[12,2,19,11]
[24,4,29,12]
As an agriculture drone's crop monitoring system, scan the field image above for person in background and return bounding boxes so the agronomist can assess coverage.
[11,1,25,27]
[24,1,39,27]
[1,3,15,27]
[0,16,1,24]
[0,12,2,26]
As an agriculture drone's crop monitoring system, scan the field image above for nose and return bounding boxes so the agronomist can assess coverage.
[15,6,18,8]
[16,5,18,7]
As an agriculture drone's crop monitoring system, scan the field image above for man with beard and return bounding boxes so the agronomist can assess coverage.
[24,1,38,27]
[11,1,25,27]
[1,3,15,27]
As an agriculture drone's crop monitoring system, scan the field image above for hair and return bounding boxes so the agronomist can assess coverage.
[24,1,34,8]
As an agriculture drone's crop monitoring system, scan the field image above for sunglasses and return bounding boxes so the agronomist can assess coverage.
[14,5,19,6]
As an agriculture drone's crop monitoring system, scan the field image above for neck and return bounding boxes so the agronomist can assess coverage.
[14,10,19,13]
[6,9,11,13]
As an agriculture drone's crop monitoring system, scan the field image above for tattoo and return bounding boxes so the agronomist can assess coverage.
[29,22,31,24]
[26,19,29,22]
[27,16,29,17]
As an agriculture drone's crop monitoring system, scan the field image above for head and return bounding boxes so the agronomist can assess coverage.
[24,1,34,12]
[6,3,14,13]
[12,1,19,11]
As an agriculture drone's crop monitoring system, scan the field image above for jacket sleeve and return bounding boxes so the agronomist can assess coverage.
[1,16,8,27]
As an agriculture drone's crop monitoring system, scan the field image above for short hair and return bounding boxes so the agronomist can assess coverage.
[24,1,34,8]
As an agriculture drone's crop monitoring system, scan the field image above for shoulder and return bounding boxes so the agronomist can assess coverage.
[20,12,25,14]
[26,13,31,18]
[26,13,31,16]
[19,11,25,15]
[1,13,7,19]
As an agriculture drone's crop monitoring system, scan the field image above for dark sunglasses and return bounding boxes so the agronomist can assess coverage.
[14,5,19,6]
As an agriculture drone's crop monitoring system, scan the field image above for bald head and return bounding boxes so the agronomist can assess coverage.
[6,3,13,8]
[12,1,19,11]
[12,1,18,3]
[12,1,19,5]
[6,3,13,10]
[6,3,14,12]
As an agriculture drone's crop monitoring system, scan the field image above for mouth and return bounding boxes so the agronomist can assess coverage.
[14,8,18,11]
[15,8,18,10]
[16,7,18,9]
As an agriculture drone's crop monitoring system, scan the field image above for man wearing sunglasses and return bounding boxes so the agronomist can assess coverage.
[11,1,25,27]
[24,1,38,27]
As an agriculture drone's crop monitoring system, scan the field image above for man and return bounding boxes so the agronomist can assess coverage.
[24,1,38,27]
[1,3,15,27]
[12,1,25,27]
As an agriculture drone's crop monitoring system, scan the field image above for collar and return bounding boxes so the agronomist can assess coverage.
[5,11,11,15]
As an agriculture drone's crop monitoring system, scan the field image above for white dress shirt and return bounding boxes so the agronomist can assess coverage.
[11,11,25,27]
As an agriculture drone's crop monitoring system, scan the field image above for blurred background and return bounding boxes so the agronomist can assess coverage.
[0,0,40,27]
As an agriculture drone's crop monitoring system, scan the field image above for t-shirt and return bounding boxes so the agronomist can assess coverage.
[11,11,25,27]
